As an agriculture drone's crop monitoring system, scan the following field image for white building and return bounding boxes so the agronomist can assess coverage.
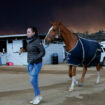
[0,34,65,65]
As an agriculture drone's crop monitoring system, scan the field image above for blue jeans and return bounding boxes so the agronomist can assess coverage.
[0,57,2,65]
[28,62,42,96]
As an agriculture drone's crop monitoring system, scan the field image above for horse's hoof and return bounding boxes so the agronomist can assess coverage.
[69,88,74,92]
[96,81,100,84]
[78,82,84,87]
[96,78,100,84]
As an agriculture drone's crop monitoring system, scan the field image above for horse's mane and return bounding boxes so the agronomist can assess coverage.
[72,33,77,37]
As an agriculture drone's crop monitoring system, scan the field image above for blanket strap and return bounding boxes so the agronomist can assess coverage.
[79,38,85,65]
[87,48,100,66]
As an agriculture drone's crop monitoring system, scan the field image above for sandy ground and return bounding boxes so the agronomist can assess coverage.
[0,64,105,105]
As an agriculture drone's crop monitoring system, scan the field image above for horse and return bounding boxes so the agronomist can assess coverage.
[19,47,27,55]
[44,22,102,91]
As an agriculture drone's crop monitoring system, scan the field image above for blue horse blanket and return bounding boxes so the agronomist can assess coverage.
[65,37,102,67]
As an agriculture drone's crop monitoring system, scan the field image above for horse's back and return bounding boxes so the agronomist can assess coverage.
[66,37,102,66]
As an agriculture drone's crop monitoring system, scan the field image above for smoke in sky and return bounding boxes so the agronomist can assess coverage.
[51,0,105,33]
[0,0,105,34]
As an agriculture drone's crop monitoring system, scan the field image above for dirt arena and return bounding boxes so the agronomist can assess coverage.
[0,64,105,105]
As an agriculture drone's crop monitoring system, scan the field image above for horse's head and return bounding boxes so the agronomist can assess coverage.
[19,47,26,55]
[44,22,61,45]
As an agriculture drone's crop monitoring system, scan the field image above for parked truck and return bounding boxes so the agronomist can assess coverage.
[100,41,105,65]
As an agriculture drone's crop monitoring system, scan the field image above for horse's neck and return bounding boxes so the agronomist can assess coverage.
[60,24,78,52]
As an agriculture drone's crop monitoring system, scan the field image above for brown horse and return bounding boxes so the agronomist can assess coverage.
[19,47,27,55]
[44,22,102,91]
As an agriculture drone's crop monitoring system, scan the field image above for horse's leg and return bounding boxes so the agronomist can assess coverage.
[68,65,72,78]
[68,65,78,83]
[73,66,79,85]
[69,66,78,91]
[78,65,87,87]
[96,63,101,84]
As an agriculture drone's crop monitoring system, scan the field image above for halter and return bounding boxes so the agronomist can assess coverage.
[47,26,61,40]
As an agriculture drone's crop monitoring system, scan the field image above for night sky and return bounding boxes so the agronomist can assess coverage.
[0,0,105,35]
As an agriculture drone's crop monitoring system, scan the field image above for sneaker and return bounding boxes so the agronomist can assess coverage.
[29,97,36,104]
[33,95,43,105]
[38,95,43,101]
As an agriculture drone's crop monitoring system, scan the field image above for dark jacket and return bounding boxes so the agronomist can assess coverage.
[27,35,45,64]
